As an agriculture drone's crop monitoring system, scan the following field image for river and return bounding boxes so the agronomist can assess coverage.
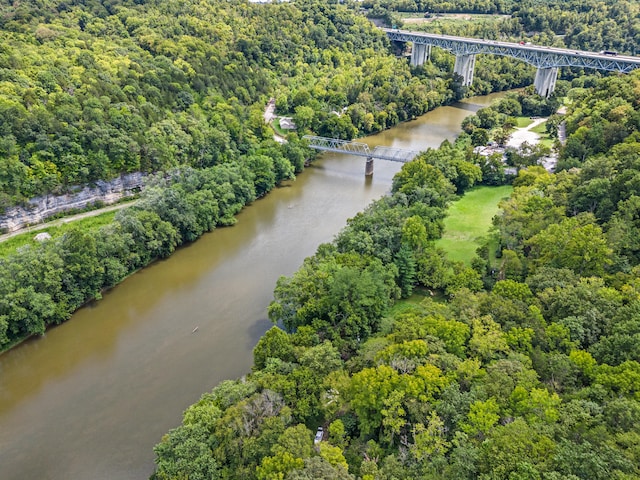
[0,92,506,480]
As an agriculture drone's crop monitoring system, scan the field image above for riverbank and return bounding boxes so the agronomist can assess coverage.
[0,92,509,480]
[0,173,144,234]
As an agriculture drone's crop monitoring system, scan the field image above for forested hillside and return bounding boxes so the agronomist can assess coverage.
[0,0,466,209]
[0,0,447,349]
[0,0,548,351]
[6,0,618,211]
[3,0,640,477]
[154,70,640,479]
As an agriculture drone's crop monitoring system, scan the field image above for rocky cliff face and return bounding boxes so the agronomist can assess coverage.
[0,173,145,233]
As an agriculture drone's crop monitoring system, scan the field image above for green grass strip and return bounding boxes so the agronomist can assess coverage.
[271,119,289,137]
[530,120,548,134]
[435,185,513,265]
[515,116,534,128]
[0,211,118,257]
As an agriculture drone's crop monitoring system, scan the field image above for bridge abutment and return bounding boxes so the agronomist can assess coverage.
[410,43,431,67]
[454,54,476,86]
[534,67,558,97]
[365,157,374,176]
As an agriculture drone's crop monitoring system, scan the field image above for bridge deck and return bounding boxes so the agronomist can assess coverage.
[303,135,420,163]
[383,28,640,73]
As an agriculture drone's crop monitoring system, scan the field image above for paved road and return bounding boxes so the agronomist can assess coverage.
[264,98,276,123]
[263,99,287,144]
[0,200,137,243]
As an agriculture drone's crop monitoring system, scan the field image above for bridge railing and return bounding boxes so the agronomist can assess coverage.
[383,28,640,73]
[303,135,372,157]
[303,135,421,163]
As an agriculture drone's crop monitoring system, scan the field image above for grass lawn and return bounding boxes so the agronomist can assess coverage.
[516,116,533,128]
[435,185,513,265]
[271,119,288,136]
[530,120,548,134]
[380,286,445,333]
[530,121,554,148]
[0,211,118,257]
[539,137,554,148]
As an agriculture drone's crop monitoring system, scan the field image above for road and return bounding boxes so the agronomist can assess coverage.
[0,200,137,243]
[263,98,287,143]
[383,28,640,72]
[506,117,546,149]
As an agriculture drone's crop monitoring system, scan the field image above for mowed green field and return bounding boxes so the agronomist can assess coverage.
[435,185,513,264]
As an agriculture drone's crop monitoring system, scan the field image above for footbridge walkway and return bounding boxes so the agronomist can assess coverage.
[303,135,420,175]
[383,28,640,97]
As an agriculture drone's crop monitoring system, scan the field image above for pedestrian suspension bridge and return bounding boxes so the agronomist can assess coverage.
[303,135,421,175]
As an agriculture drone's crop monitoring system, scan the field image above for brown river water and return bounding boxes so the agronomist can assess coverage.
[0,92,506,479]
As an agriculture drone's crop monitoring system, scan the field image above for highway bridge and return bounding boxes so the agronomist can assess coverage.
[303,135,420,175]
[383,28,640,97]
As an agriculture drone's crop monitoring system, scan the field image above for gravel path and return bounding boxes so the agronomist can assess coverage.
[506,117,557,172]
[506,117,546,148]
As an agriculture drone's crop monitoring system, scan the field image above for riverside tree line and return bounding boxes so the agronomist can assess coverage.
[153,70,640,479]
[4,0,624,210]
[1,0,471,210]
[0,0,561,350]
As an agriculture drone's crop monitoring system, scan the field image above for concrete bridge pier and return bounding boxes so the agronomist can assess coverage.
[365,157,374,176]
[534,67,558,97]
[454,54,476,86]
[410,43,431,67]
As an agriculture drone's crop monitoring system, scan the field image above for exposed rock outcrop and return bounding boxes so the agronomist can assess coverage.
[0,173,145,233]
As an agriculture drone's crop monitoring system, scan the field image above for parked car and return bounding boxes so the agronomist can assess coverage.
[314,427,323,444]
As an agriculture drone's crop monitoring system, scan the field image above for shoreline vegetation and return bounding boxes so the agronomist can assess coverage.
[153,68,640,479]
[1,0,639,477]
[149,1,640,474]
[0,0,562,355]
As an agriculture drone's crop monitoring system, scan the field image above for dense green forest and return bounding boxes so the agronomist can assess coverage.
[2,0,640,476]
[0,0,457,349]
[0,0,556,351]
[5,0,624,210]
[0,0,470,209]
[152,67,640,479]
[4,0,632,210]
